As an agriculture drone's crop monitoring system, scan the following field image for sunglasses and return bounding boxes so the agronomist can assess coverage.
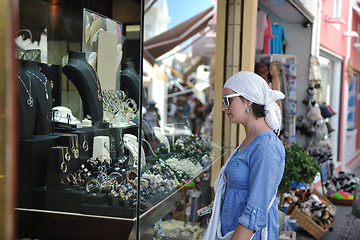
[222,93,242,107]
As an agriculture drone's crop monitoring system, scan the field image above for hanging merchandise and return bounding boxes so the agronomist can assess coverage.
[308,56,324,103]
[263,15,272,54]
[296,85,335,166]
[255,54,297,145]
[270,23,286,54]
[256,10,268,51]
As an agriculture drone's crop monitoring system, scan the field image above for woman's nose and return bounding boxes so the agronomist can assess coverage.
[222,104,228,111]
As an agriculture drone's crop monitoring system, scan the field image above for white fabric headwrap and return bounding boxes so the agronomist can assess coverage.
[224,71,285,132]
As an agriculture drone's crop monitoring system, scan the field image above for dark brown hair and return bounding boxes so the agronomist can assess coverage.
[252,103,266,118]
[240,96,265,118]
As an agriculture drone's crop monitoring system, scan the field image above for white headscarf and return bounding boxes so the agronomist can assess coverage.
[224,71,285,132]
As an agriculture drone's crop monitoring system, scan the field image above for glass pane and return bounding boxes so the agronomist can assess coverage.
[140,0,216,238]
[347,74,358,130]
[16,0,143,239]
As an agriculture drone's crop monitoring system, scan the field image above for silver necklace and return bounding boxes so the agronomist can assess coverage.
[25,70,49,99]
[17,73,34,107]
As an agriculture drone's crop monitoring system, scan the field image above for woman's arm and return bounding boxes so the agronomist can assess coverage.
[230,223,254,240]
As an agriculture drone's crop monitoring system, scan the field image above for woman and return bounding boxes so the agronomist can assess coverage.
[203,71,285,240]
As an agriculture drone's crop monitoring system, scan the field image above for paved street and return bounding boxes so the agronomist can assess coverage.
[295,165,360,240]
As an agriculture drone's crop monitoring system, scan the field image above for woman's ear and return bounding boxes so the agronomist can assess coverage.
[243,99,253,109]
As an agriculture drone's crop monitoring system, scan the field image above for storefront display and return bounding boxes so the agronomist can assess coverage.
[15,3,214,239]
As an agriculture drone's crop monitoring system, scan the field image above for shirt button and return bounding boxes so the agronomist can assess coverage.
[253,210,256,213]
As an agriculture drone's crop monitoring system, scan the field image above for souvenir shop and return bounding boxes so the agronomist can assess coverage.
[255,0,315,147]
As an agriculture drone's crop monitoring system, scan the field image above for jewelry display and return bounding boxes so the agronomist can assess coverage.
[153,127,170,152]
[126,168,138,185]
[118,184,135,200]
[17,73,34,107]
[64,134,79,159]
[61,176,71,185]
[86,157,101,172]
[25,70,49,99]
[103,142,112,164]
[69,58,102,102]
[82,132,89,152]
[65,147,71,161]
[53,146,69,173]
[85,173,118,193]
[73,134,79,158]
[101,90,138,126]
[86,179,102,193]
[93,136,111,162]
[123,134,146,167]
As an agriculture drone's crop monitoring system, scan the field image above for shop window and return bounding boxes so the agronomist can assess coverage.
[319,53,342,162]
[333,0,342,18]
[347,73,358,130]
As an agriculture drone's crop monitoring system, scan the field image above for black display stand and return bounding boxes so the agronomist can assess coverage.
[17,135,60,208]
[62,50,103,125]
[17,61,37,139]
[21,60,53,135]
[39,63,62,107]
[120,60,141,107]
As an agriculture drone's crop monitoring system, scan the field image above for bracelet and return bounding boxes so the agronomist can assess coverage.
[126,168,138,185]
[86,179,102,193]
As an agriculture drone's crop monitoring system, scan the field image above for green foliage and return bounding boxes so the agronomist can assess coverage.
[279,142,320,194]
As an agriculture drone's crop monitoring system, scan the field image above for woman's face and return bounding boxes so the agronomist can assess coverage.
[222,88,248,123]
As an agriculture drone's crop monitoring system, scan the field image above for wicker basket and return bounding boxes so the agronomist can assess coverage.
[289,189,336,239]
[290,206,326,239]
[327,195,353,206]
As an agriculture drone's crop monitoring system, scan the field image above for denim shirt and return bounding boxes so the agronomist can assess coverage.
[220,131,285,239]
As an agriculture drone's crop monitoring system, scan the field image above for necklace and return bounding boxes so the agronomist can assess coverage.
[69,58,102,101]
[25,70,49,99]
[53,146,68,173]
[17,73,34,107]
[65,134,79,159]
[82,132,88,152]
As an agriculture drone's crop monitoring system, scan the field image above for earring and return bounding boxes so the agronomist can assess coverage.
[246,108,252,113]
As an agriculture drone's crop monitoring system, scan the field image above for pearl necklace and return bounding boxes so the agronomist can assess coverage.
[17,73,34,107]
[25,70,49,99]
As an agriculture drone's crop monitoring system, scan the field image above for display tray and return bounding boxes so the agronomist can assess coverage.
[17,190,182,240]
[32,186,177,219]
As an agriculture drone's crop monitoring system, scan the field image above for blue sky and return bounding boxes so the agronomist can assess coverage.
[167,0,214,29]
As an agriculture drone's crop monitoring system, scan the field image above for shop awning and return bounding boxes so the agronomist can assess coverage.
[144,6,215,65]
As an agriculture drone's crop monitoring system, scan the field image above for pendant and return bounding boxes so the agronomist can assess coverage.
[27,96,34,107]
[74,149,79,159]
[83,141,89,152]
[65,152,71,161]
[98,90,102,101]
[46,92,49,99]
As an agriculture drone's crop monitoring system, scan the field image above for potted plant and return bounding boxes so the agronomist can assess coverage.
[276,142,320,234]
[278,142,320,206]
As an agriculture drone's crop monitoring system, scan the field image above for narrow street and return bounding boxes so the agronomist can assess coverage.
[295,165,360,240]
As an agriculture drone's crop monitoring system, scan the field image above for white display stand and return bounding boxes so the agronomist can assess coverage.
[92,135,110,162]
[123,134,146,167]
